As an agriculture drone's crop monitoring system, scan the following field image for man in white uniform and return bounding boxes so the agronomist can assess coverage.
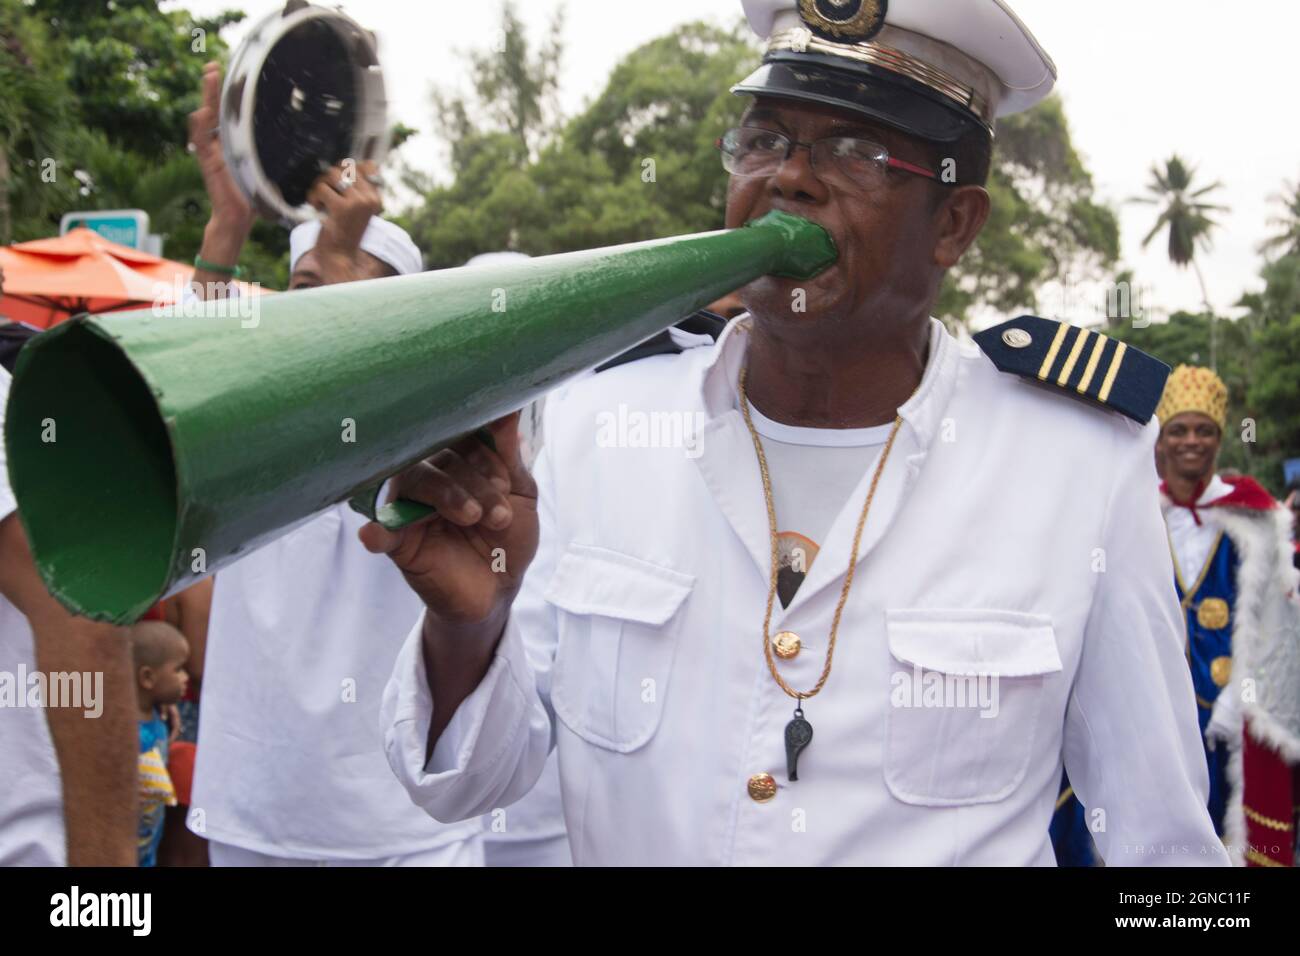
[367,0,1223,865]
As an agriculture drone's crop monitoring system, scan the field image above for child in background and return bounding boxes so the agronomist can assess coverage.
[130,621,190,867]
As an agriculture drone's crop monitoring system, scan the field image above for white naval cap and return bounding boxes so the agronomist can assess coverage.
[735,0,1057,140]
[288,216,424,276]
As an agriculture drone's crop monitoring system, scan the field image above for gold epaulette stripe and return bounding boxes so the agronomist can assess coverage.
[1097,341,1128,403]
[1244,805,1295,832]
[1037,322,1071,381]
[1056,327,1091,386]
[1076,332,1109,395]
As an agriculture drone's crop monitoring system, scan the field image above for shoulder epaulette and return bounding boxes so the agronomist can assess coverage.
[974,316,1170,424]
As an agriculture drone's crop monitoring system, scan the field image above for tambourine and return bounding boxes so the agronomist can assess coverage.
[220,1,389,225]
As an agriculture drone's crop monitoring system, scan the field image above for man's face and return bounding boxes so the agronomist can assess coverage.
[724,97,951,327]
[1157,412,1222,483]
[289,249,395,290]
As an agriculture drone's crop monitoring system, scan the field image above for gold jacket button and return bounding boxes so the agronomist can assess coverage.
[1197,597,1230,630]
[772,631,801,660]
[747,773,777,802]
[1210,655,1232,688]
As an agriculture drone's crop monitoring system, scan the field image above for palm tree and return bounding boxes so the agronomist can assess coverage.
[1259,179,1300,261]
[1133,155,1228,368]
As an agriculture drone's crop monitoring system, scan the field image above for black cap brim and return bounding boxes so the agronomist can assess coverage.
[731,55,983,143]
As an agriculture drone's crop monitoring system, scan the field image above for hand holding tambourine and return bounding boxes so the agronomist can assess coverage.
[209,1,389,226]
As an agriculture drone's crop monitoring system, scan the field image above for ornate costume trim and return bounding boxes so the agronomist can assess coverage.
[1209,475,1277,512]
[1162,488,1300,865]
[1245,847,1286,867]
[1171,530,1224,607]
[1243,804,1294,832]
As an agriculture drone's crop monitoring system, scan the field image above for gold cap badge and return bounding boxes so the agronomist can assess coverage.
[797,0,889,43]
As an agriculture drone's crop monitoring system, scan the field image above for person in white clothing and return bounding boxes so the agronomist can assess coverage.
[189,219,489,866]
[191,497,485,866]
[1153,365,1300,866]
[364,0,1224,865]
[185,61,483,865]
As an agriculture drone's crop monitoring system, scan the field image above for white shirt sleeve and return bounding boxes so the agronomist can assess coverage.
[381,440,560,823]
[1062,417,1227,866]
[0,367,17,521]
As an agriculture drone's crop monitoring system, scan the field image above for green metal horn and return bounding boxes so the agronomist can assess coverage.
[3,210,836,623]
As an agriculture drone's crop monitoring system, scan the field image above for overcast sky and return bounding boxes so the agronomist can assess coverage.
[178,0,1300,326]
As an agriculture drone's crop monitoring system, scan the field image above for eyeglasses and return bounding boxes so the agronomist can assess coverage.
[716,126,942,191]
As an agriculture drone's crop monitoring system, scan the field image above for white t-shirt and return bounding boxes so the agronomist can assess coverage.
[191,502,483,859]
[745,399,892,608]
[0,366,67,865]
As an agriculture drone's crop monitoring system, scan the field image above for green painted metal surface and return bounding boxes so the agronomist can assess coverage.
[3,211,835,623]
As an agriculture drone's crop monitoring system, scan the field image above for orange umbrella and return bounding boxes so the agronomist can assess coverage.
[0,228,266,329]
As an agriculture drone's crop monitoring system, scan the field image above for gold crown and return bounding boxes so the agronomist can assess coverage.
[1156,364,1227,430]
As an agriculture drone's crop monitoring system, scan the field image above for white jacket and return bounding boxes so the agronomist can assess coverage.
[382,316,1224,866]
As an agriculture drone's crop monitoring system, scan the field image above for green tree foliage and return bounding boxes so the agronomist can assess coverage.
[0,0,80,243]
[1112,252,1300,493]
[939,95,1120,320]
[1260,180,1300,261]
[452,2,564,159]
[37,0,243,159]
[1,0,249,263]
[1244,252,1300,490]
[404,12,758,268]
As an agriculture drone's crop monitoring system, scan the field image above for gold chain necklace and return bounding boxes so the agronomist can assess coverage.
[738,365,903,781]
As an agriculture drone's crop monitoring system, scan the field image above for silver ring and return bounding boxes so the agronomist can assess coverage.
[332,178,353,194]
[364,173,384,187]
[186,142,198,154]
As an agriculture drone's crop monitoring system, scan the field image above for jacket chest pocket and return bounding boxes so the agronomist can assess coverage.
[884,608,1063,807]
[544,544,695,753]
